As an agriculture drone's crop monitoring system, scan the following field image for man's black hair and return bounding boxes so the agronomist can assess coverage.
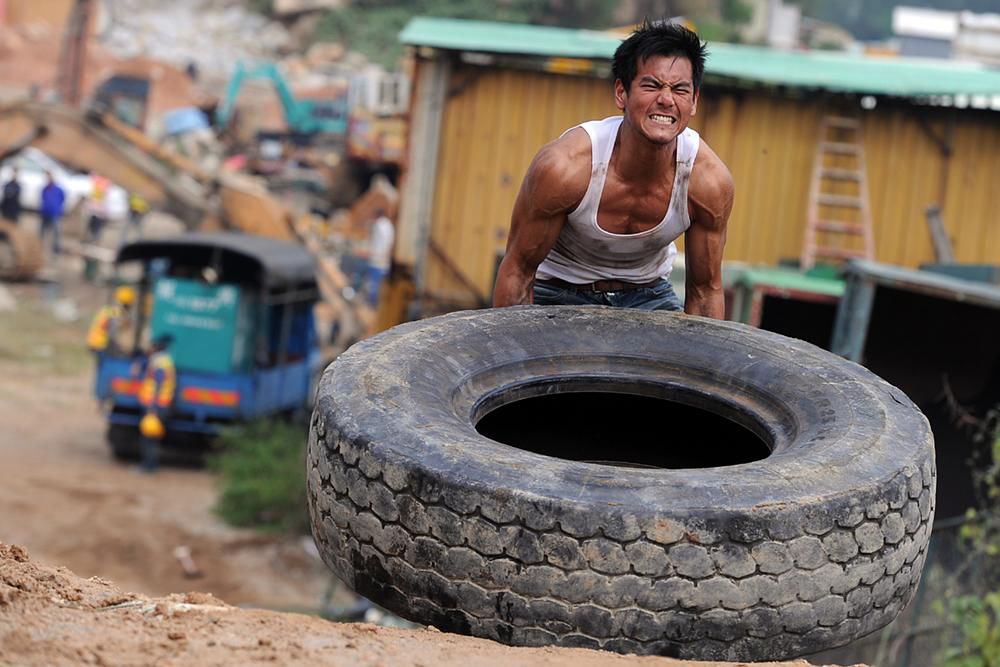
[612,20,708,93]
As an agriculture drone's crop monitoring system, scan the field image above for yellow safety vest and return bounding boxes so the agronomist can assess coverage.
[128,192,149,214]
[139,351,176,409]
[86,305,121,351]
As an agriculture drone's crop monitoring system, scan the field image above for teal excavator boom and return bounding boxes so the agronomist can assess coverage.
[217,61,348,137]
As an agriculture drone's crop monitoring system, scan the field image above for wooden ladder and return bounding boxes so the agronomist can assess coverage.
[800,114,875,270]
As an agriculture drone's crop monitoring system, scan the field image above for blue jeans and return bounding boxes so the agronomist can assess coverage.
[140,436,159,472]
[41,215,61,255]
[365,265,388,307]
[533,278,683,311]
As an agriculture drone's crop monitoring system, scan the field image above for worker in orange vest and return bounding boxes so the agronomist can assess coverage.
[137,333,176,473]
[87,286,135,355]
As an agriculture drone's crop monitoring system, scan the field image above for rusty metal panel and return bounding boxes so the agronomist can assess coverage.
[412,65,1000,302]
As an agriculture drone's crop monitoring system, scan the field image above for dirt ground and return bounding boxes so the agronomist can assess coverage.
[0,234,856,666]
[0,250,336,613]
[1,542,846,667]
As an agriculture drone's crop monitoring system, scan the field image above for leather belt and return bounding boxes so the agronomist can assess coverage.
[537,277,662,293]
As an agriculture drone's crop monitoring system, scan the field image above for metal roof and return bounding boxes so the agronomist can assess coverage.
[117,232,317,291]
[846,259,1000,310]
[400,16,1000,97]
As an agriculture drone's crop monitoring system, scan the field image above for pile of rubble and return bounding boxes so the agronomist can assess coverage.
[98,0,292,85]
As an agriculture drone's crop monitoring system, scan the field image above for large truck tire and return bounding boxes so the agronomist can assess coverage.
[307,306,935,662]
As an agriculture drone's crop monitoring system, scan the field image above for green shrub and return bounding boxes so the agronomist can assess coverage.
[210,419,310,534]
[945,593,1000,667]
[943,426,1000,666]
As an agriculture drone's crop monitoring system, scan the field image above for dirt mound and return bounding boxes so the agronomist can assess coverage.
[0,543,851,667]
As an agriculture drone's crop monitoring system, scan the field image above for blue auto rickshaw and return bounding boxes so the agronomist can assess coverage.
[95,232,321,459]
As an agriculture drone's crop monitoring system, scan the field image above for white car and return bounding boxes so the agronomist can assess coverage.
[0,147,127,219]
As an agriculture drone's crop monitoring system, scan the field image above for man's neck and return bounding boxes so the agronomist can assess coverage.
[612,120,678,184]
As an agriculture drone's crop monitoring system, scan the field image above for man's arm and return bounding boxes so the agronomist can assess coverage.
[684,143,734,319]
[493,132,590,307]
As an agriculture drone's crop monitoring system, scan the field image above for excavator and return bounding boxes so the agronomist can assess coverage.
[0,99,373,336]
[217,61,349,138]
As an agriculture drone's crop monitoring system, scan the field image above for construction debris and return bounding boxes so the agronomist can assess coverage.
[0,284,16,312]
[0,220,44,280]
[51,298,80,322]
[99,0,290,82]
[172,545,203,579]
[272,0,344,17]
[349,174,399,233]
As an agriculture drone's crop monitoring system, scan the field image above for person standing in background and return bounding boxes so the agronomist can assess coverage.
[85,175,110,242]
[40,172,66,255]
[137,334,176,473]
[1,168,22,224]
[125,192,149,244]
[365,209,395,308]
[87,286,136,356]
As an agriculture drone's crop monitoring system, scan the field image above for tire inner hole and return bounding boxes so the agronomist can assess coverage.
[475,391,771,469]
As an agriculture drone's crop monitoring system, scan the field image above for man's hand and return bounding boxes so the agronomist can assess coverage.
[493,131,590,307]
[684,142,734,319]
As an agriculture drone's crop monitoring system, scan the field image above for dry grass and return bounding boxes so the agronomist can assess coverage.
[0,294,92,377]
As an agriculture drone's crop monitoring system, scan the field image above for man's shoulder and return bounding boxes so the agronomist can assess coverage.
[528,128,592,195]
[540,125,592,165]
[687,138,734,226]
[691,139,734,196]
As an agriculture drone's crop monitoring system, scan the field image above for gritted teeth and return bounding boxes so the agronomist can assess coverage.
[650,114,676,124]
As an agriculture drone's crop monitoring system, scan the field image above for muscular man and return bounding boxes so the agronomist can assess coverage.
[493,21,734,318]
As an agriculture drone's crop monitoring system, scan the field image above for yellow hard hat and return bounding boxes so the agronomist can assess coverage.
[140,412,165,439]
[115,286,136,306]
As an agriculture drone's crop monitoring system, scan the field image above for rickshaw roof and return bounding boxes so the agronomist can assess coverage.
[116,233,318,292]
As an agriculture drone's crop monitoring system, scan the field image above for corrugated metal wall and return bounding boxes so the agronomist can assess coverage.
[416,60,1000,302]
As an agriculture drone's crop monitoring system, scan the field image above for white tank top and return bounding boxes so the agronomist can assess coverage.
[536,116,700,284]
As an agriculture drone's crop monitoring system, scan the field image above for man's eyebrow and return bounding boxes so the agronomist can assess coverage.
[638,75,692,87]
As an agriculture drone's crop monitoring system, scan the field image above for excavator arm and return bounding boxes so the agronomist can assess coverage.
[0,101,302,238]
[218,62,301,131]
[0,102,212,225]
[217,61,348,137]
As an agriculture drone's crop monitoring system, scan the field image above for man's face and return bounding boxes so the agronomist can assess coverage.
[615,54,699,146]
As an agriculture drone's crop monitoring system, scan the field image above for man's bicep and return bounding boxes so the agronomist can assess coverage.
[494,137,587,307]
[687,165,734,284]
[504,153,578,269]
[505,198,565,272]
